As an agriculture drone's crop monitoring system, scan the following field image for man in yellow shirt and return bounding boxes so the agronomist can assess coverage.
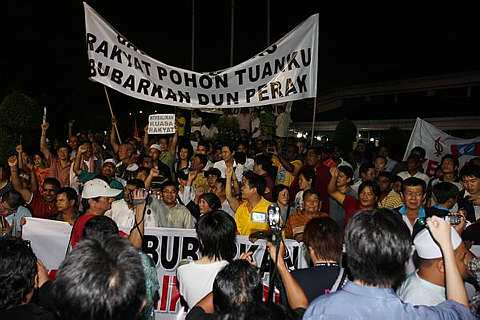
[226,168,271,235]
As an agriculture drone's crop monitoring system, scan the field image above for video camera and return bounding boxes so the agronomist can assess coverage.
[248,203,283,244]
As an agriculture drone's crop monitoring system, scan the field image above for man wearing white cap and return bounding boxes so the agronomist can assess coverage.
[70,178,122,247]
[397,227,473,306]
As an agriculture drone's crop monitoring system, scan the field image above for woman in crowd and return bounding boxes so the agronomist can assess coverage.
[177,210,237,310]
[253,154,276,201]
[198,193,222,215]
[294,167,315,210]
[175,144,193,177]
[284,190,328,241]
[272,184,293,225]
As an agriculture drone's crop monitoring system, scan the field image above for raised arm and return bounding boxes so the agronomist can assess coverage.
[40,122,52,161]
[327,167,345,205]
[168,131,178,155]
[226,165,240,211]
[273,147,294,173]
[8,156,33,202]
[110,117,119,154]
[143,124,150,148]
[73,145,88,176]
[267,241,308,310]
[129,189,148,249]
[427,217,469,307]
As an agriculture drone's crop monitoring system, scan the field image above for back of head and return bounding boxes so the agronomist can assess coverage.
[345,208,411,287]
[304,217,343,262]
[52,237,146,320]
[432,182,459,204]
[0,237,37,310]
[2,190,24,210]
[82,215,119,242]
[213,260,263,314]
[196,210,237,262]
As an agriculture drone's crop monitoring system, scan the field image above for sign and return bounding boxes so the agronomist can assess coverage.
[84,3,318,109]
[148,114,175,135]
[404,118,480,176]
[22,218,307,320]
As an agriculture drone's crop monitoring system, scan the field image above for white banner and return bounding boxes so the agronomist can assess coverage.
[84,3,318,108]
[403,118,480,176]
[22,217,307,319]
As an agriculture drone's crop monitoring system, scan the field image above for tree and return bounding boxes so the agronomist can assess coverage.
[334,119,357,157]
[0,91,41,162]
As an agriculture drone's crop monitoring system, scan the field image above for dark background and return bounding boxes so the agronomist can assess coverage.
[2,1,479,138]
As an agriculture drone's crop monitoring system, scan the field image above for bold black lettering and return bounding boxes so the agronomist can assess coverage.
[111,68,123,84]
[257,84,269,101]
[122,75,135,91]
[97,62,110,76]
[297,74,307,93]
[270,81,283,99]
[170,70,182,85]
[137,79,151,95]
[199,75,213,89]
[160,236,180,270]
[261,62,273,79]
[284,78,298,96]
[151,84,164,98]
[184,73,197,88]
[197,93,209,105]
[181,237,200,261]
[95,40,109,58]
[215,74,228,88]
[235,69,246,85]
[258,247,271,271]
[300,48,311,67]
[123,53,133,67]
[142,234,159,265]
[86,33,97,51]
[157,66,167,80]
[245,88,256,103]
[287,51,300,70]
[141,61,151,76]
[134,57,144,72]
[109,45,122,64]
[88,59,96,77]
[178,91,191,103]
[165,88,177,101]
[248,65,261,82]
[212,94,224,106]
[226,92,239,105]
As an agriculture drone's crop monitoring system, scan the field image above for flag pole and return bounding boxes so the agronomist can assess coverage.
[103,86,122,144]
[310,97,317,144]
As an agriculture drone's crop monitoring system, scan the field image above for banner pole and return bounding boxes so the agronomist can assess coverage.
[103,86,122,144]
[310,97,317,144]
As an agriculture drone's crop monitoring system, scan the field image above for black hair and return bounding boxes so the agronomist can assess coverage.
[126,178,145,189]
[193,153,209,167]
[374,155,387,163]
[337,165,354,181]
[402,177,426,195]
[272,184,289,202]
[410,146,426,159]
[220,142,235,153]
[377,171,393,181]
[304,217,343,262]
[199,193,222,212]
[216,178,227,190]
[206,168,222,179]
[345,208,411,287]
[1,190,24,209]
[197,140,210,151]
[302,189,320,201]
[298,166,316,187]
[459,163,480,180]
[243,171,266,196]
[161,180,178,191]
[0,237,37,310]
[43,177,61,190]
[440,154,459,169]
[233,151,247,165]
[359,162,375,175]
[82,215,119,242]
[52,237,145,320]
[213,259,263,314]
[254,154,276,180]
[56,187,79,207]
[358,180,381,199]
[196,210,237,262]
[178,143,194,161]
[432,182,459,204]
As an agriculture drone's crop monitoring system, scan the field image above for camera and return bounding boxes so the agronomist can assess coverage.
[418,214,463,226]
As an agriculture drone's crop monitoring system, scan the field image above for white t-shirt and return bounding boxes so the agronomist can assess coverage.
[397,271,446,306]
[176,260,228,308]
[105,199,160,231]
[213,160,244,182]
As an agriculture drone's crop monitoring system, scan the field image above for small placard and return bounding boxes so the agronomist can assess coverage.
[148,114,175,135]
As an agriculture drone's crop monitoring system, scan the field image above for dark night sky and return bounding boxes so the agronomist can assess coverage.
[2,1,480,133]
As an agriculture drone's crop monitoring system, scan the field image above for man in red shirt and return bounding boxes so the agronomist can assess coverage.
[70,178,121,247]
[8,155,59,219]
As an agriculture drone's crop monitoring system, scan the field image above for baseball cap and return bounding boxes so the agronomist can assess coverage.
[82,179,122,199]
[103,158,117,166]
[414,227,462,259]
[149,144,162,152]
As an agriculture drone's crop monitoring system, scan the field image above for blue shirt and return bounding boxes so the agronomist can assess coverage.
[303,281,475,320]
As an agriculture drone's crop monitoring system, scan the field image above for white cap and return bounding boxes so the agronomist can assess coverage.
[82,179,122,199]
[149,144,161,151]
[414,227,462,259]
[103,158,117,166]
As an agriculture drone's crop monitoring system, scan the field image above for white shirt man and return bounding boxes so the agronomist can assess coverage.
[105,198,161,231]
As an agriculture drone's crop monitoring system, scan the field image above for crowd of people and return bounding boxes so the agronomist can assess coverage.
[1,105,480,319]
